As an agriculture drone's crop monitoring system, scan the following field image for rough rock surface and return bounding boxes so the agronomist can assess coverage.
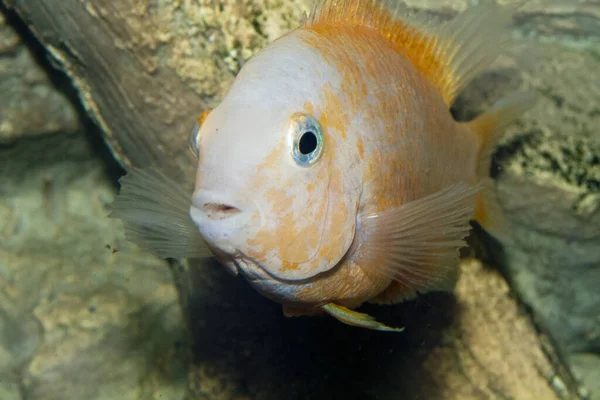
[0,9,79,143]
[453,36,600,396]
[0,0,598,399]
[570,353,600,400]
[452,40,600,400]
[0,131,188,399]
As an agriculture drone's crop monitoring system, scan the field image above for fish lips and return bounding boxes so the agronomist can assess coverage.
[190,204,252,249]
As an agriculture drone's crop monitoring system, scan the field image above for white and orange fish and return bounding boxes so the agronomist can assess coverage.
[111,0,537,331]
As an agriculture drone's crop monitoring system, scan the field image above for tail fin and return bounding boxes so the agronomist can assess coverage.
[468,91,539,237]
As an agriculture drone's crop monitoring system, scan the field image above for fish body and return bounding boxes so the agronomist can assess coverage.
[111,0,536,331]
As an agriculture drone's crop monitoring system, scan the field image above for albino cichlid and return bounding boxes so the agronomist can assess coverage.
[110,0,538,331]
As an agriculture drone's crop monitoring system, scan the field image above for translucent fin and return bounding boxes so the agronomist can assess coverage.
[356,183,479,302]
[108,167,210,259]
[469,91,539,178]
[322,303,404,332]
[468,91,539,236]
[303,0,517,105]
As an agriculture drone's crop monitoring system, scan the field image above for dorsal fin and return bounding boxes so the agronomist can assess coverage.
[303,0,515,106]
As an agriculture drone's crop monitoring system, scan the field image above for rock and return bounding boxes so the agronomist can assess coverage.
[0,381,21,400]
[0,131,188,400]
[570,353,600,400]
[453,38,600,365]
[0,9,79,143]
[1,0,312,176]
[448,8,600,396]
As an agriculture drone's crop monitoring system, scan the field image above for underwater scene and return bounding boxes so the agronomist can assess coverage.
[0,0,598,399]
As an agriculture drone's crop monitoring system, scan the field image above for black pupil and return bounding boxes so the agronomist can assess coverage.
[298,131,318,155]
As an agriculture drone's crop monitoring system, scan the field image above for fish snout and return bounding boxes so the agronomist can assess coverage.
[189,190,256,255]
[190,189,257,256]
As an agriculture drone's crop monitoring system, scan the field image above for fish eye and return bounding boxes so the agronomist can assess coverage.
[188,121,200,158]
[189,110,211,159]
[289,113,324,167]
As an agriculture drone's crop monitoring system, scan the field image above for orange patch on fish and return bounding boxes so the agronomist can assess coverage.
[280,261,300,271]
[246,138,329,275]
[302,0,460,105]
[300,28,372,118]
[303,101,315,115]
[299,25,434,217]
[244,93,357,278]
[473,192,488,229]
[250,137,286,190]
[197,109,211,126]
[292,259,390,306]
[319,82,351,140]
[356,137,364,159]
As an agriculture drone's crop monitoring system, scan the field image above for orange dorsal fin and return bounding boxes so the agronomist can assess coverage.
[303,0,516,106]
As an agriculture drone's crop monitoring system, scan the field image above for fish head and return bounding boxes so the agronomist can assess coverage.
[189,32,363,300]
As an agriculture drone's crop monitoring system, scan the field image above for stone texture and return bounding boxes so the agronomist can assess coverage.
[451,30,600,399]
[453,38,600,361]
[1,0,313,176]
[0,9,79,143]
[0,131,188,400]
[4,0,595,174]
[570,353,600,400]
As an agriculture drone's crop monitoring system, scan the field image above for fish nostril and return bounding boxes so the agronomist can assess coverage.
[202,202,242,220]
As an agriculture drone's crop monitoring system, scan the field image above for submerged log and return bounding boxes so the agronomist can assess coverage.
[2,0,597,398]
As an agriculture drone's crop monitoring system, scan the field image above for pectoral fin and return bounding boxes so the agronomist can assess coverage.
[322,303,404,332]
[108,167,210,259]
[356,182,480,303]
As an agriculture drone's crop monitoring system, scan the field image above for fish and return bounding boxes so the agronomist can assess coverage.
[110,0,538,331]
